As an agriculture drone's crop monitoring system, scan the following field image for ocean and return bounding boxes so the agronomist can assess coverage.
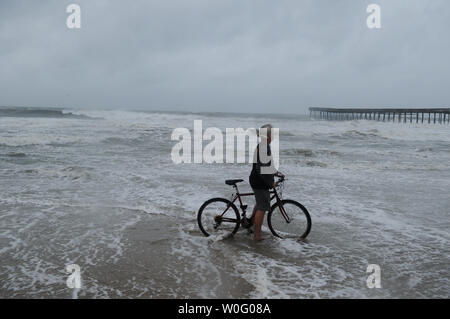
[0,107,449,298]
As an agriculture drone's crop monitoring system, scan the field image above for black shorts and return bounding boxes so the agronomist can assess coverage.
[252,188,271,212]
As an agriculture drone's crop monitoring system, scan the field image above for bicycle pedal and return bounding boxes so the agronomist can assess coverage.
[241,217,252,229]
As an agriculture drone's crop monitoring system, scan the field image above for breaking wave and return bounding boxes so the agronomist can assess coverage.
[281,148,339,157]
[332,129,386,140]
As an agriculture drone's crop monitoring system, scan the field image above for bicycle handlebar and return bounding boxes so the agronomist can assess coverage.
[275,174,286,189]
[275,172,285,182]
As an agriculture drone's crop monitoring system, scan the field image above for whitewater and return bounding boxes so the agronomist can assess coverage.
[0,108,449,298]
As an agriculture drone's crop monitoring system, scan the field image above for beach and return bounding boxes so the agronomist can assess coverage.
[0,108,449,298]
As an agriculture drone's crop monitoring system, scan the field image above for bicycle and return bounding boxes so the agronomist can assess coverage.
[197,175,312,239]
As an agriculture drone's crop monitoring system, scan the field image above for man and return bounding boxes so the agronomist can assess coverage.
[249,124,283,241]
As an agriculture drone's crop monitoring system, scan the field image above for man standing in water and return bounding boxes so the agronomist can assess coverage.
[249,124,283,241]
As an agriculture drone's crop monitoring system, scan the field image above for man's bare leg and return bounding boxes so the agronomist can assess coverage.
[250,205,257,223]
[253,210,265,241]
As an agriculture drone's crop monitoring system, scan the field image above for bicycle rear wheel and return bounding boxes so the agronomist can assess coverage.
[197,198,240,237]
[268,199,311,239]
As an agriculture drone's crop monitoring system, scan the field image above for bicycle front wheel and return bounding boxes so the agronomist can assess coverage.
[197,198,240,237]
[268,199,311,239]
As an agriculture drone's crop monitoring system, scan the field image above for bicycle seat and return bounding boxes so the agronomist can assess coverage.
[225,179,244,186]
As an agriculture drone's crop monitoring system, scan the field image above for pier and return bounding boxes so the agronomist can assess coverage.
[309,108,450,124]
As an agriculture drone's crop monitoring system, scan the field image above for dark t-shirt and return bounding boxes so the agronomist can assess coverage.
[249,143,275,190]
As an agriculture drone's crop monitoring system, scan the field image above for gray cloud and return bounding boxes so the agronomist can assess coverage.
[1,0,449,113]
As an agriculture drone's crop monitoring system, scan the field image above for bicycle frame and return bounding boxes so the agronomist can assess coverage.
[219,183,291,224]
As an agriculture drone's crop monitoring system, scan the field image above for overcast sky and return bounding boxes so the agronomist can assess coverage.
[1,0,449,114]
